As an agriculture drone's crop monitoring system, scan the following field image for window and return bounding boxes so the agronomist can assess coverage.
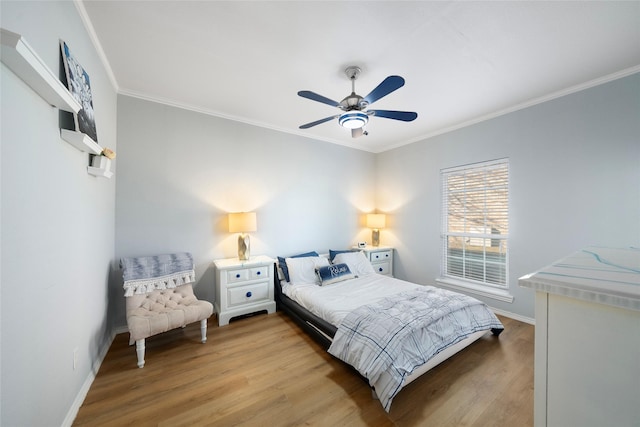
[440,159,509,291]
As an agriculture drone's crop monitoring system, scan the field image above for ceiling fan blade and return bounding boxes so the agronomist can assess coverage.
[299,115,339,129]
[298,91,340,107]
[351,127,364,138]
[370,110,418,122]
[363,76,405,105]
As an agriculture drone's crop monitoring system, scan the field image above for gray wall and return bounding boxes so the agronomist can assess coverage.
[2,1,638,424]
[1,1,117,426]
[377,73,640,319]
[113,95,376,327]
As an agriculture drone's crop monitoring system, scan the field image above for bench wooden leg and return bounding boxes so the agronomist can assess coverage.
[136,339,145,368]
[200,319,207,343]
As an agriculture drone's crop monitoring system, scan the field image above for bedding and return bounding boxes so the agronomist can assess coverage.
[276,250,504,412]
[332,250,375,276]
[328,286,504,411]
[329,248,358,261]
[282,273,419,326]
[278,251,319,282]
[285,255,329,285]
[315,263,355,286]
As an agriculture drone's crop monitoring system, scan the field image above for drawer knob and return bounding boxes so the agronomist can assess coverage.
[375,255,379,259]
[246,291,252,298]
[378,267,383,272]
[385,254,389,258]
[256,271,261,275]
[236,273,241,278]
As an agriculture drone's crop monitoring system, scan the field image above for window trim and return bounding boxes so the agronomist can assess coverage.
[436,277,514,303]
[439,158,511,300]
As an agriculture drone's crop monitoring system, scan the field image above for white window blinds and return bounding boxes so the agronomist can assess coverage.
[441,159,509,288]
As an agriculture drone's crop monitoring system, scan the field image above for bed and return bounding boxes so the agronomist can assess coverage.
[275,250,504,412]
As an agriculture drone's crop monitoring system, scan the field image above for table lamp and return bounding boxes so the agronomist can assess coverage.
[366,213,386,247]
[228,212,257,260]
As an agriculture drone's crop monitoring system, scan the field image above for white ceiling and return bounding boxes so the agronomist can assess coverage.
[79,1,640,153]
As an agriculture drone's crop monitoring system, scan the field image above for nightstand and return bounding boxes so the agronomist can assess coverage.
[354,246,394,276]
[213,255,276,326]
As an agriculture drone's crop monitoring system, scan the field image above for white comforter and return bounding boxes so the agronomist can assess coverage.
[281,273,420,326]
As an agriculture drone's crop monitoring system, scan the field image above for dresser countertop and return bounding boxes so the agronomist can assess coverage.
[519,246,640,311]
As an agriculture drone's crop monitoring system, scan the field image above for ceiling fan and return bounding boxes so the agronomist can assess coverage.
[298,66,418,138]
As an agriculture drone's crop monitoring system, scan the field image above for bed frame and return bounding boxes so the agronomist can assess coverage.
[274,266,336,349]
[273,262,503,391]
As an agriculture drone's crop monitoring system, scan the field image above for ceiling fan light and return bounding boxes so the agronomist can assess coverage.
[339,111,369,129]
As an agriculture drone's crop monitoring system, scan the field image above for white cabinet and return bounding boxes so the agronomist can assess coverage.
[356,246,394,276]
[214,255,275,326]
[519,247,640,427]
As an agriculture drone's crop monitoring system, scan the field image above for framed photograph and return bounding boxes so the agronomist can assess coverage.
[60,40,98,143]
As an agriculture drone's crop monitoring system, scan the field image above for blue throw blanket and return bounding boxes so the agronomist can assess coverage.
[328,286,504,412]
[121,252,195,297]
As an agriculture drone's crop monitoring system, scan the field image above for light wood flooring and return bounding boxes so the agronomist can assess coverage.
[74,312,534,426]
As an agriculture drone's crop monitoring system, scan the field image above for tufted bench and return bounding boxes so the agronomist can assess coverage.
[126,284,213,368]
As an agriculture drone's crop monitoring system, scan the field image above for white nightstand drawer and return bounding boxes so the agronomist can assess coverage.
[227,269,249,283]
[227,282,269,307]
[370,250,392,262]
[249,266,269,280]
[373,261,391,275]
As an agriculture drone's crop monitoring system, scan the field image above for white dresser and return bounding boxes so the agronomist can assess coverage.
[519,247,640,427]
[355,246,394,276]
[214,255,276,326]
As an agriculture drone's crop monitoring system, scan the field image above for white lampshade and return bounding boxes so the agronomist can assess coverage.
[366,213,386,229]
[228,212,257,233]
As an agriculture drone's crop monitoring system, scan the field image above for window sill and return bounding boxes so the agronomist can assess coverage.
[436,277,515,303]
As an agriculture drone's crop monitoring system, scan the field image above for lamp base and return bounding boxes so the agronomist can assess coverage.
[238,233,251,260]
[371,229,380,247]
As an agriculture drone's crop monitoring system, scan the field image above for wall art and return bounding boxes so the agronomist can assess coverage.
[60,40,98,143]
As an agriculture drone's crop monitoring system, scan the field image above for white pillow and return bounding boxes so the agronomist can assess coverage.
[333,251,375,277]
[286,256,330,285]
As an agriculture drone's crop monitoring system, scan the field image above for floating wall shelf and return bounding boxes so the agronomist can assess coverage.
[87,166,113,179]
[60,129,102,154]
[1,28,113,179]
[87,156,112,179]
[1,28,81,113]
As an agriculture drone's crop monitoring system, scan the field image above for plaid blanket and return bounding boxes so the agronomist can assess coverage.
[328,286,504,411]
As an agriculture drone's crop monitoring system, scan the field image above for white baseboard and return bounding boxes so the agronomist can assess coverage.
[61,329,117,427]
[490,306,535,325]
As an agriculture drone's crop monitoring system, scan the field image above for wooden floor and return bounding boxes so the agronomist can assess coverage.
[74,312,534,427]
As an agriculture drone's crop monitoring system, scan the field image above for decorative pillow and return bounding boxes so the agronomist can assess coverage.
[278,251,319,282]
[286,256,330,285]
[333,251,375,277]
[315,263,355,286]
[329,249,358,262]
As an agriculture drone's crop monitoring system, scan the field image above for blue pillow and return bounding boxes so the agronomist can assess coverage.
[329,249,358,262]
[315,263,355,286]
[278,251,319,282]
